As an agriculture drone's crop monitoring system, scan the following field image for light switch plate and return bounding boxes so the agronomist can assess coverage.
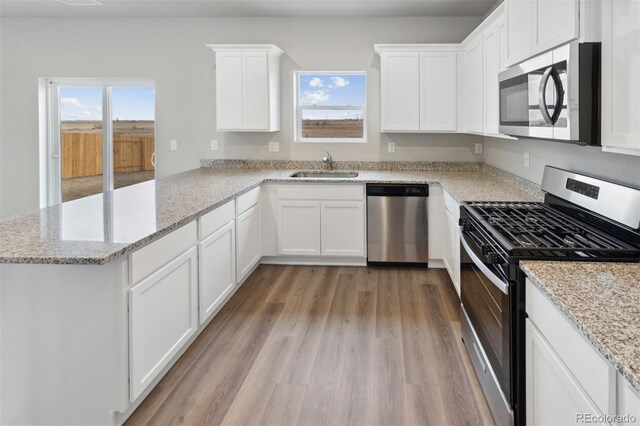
[210,140,218,151]
[268,142,280,152]
[475,143,483,154]
[388,142,396,153]
[170,140,178,151]
[524,152,530,168]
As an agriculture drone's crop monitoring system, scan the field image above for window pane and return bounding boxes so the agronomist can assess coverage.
[301,110,364,139]
[59,86,104,202]
[111,86,155,190]
[298,74,366,107]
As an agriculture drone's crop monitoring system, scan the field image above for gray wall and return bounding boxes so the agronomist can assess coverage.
[0,16,483,217]
[483,136,640,187]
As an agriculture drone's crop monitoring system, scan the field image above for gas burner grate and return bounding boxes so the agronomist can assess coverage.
[465,202,638,258]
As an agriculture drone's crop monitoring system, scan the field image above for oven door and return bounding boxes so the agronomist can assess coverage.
[499,45,570,141]
[460,230,514,425]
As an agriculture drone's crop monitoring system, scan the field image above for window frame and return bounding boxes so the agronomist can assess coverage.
[42,78,155,207]
[293,71,367,144]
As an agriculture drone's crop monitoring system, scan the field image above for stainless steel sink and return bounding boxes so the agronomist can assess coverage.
[290,171,359,178]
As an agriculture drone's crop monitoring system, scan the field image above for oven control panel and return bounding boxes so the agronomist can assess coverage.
[566,178,600,200]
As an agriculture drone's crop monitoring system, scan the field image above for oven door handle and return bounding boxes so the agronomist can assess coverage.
[461,233,510,295]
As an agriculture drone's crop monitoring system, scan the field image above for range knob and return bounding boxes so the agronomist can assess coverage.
[486,252,498,264]
[459,219,473,232]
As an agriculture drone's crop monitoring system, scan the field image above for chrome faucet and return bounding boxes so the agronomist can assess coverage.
[322,150,333,170]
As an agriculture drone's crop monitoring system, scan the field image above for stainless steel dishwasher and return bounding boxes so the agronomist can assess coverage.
[366,184,429,265]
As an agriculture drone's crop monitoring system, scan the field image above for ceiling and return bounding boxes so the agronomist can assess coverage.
[0,0,500,18]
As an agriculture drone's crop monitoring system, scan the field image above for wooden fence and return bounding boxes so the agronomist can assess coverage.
[61,133,155,179]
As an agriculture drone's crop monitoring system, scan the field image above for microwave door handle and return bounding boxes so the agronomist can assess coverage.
[460,233,509,295]
[538,66,565,125]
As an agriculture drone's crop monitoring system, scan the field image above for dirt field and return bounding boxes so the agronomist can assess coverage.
[301,119,364,138]
[62,120,154,136]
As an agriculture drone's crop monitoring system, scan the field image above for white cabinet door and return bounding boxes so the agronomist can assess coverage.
[199,221,235,324]
[601,0,640,156]
[617,375,640,425]
[532,0,579,54]
[321,202,365,257]
[419,52,457,131]
[484,22,501,135]
[507,0,533,66]
[129,247,198,401]
[443,207,460,295]
[380,52,420,131]
[236,204,261,283]
[242,51,270,130]
[526,320,605,426]
[215,52,244,130]
[277,201,321,256]
[465,38,484,133]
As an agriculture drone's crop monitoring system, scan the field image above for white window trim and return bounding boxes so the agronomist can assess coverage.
[293,71,367,144]
[41,78,155,207]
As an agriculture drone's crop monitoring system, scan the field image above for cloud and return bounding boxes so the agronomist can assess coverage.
[301,90,329,105]
[61,97,84,107]
[93,105,102,112]
[61,110,101,121]
[331,76,349,88]
[308,77,323,87]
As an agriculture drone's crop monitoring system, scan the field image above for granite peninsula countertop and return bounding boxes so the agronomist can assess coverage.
[0,166,544,265]
[521,261,640,392]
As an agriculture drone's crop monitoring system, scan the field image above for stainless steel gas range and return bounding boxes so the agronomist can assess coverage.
[458,166,640,425]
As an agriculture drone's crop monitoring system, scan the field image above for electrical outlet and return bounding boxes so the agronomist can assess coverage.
[475,143,483,154]
[170,140,178,151]
[210,140,218,151]
[524,152,530,168]
[268,142,280,152]
[388,142,396,153]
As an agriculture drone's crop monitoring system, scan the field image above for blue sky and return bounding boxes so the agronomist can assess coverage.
[60,86,155,121]
[298,73,366,107]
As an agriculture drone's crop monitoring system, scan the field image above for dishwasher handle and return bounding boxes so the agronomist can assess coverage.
[366,184,429,197]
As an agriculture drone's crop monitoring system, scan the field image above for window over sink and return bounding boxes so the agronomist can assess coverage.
[293,71,367,143]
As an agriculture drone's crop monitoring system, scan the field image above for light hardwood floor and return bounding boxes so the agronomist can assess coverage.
[125,265,494,426]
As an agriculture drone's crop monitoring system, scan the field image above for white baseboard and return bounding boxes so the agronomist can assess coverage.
[428,259,445,269]
[260,256,367,267]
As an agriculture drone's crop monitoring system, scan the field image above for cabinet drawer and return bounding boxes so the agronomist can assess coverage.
[526,280,616,415]
[129,222,197,285]
[443,189,460,220]
[199,200,235,240]
[236,187,261,215]
[277,184,364,201]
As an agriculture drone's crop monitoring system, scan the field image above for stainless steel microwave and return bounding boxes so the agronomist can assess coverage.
[498,42,601,145]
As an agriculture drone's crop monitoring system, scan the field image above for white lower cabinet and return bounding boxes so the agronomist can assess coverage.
[199,221,236,324]
[277,201,321,255]
[321,201,365,256]
[442,189,461,295]
[617,375,640,425]
[236,204,261,282]
[526,319,605,425]
[129,247,198,402]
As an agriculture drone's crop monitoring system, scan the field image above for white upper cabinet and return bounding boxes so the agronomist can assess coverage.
[601,0,640,156]
[208,44,283,132]
[379,50,421,131]
[506,0,580,67]
[464,38,484,134]
[483,16,507,136]
[376,45,458,132]
[532,0,579,53]
[420,52,457,131]
[506,0,533,66]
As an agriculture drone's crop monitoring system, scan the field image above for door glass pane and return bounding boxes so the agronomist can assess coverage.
[60,86,103,202]
[111,86,155,190]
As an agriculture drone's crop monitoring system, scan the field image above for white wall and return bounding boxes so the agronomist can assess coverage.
[483,136,640,187]
[0,16,483,217]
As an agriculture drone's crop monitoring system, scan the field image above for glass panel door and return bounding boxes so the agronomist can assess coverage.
[111,86,156,190]
[59,85,104,202]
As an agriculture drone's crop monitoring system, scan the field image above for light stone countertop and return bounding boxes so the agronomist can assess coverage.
[0,166,543,265]
[521,261,640,392]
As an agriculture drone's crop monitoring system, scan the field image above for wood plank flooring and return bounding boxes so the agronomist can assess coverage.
[125,265,494,426]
